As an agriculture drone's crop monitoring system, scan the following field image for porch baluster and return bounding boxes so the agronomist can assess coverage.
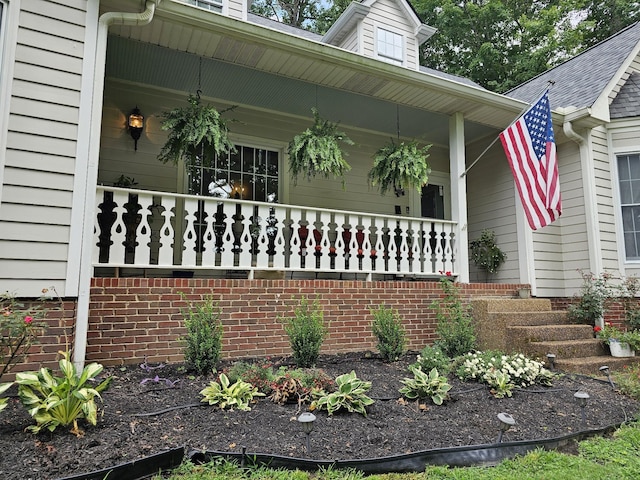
[157,196,175,266]
[182,198,199,267]
[271,206,287,269]
[134,193,153,266]
[110,190,128,264]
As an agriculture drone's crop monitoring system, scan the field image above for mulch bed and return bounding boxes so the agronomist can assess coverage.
[1,351,639,480]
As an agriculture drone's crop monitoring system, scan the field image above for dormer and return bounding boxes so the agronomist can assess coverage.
[322,0,436,70]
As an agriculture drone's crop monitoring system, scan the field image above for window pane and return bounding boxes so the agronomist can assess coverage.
[618,154,640,260]
[618,156,630,180]
[620,180,632,204]
[377,28,402,61]
[630,154,640,179]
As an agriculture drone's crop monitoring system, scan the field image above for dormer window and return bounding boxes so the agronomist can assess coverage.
[376,27,403,65]
[181,0,223,13]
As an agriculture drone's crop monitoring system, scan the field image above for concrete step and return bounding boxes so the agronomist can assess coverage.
[526,338,608,359]
[555,356,640,376]
[508,324,595,342]
[472,298,553,313]
[493,311,570,326]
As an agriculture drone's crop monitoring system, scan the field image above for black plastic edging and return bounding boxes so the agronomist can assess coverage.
[55,447,185,480]
[189,423,621,474]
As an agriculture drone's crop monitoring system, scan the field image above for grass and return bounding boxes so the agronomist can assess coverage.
[157,420,640,480]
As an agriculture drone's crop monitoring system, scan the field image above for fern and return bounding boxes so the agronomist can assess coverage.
[369,139,431,195]
[158,94,236,167]
[287,108,354,185]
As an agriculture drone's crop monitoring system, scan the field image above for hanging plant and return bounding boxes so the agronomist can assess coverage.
[287,108,354,185]
[158,93,236,167]
[368,138,432,196]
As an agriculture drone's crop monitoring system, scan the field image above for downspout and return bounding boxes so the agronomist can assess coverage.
[563,120,602,276]
[73,1,159,368]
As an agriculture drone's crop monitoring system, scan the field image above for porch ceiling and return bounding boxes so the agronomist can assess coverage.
[103,0,534,146]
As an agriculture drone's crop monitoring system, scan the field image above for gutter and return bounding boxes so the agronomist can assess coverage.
[561,110,603,280]
[73,1,160,369]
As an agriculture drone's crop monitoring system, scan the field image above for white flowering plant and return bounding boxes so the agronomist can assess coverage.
[455,351,554,398]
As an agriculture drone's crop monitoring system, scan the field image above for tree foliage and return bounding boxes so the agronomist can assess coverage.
[411,0,640,93]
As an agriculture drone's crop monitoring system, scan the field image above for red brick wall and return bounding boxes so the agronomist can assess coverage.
[85,278,523,367]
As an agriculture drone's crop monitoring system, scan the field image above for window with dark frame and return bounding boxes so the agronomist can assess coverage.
[618,153,640,261]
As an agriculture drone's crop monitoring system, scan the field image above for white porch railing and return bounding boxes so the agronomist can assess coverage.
[94,187,458,279]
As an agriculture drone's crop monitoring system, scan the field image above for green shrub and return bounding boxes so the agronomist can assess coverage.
[280,296,328,368]
[410,345,451,375]
[613,364,640,401]
[399,367,452,405]
[311,371,374,416]
[200,373,264,411]
[225,359,276,394]
[567,270,612,325]
[431,279,476,357]
[181,294,224,375]
[370,305,407,362]
[15,350,111,434]
[268,367,335,405]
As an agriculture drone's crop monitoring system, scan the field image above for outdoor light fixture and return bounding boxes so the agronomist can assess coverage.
[496,412,515,443]
[297,412,316,455]
[546,353,556,370]
[574,391,590,427]
[600,365,615,389]
[128,107,144,151]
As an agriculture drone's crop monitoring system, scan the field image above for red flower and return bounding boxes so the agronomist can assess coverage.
[24,316,33,324]
[593,325,602,333]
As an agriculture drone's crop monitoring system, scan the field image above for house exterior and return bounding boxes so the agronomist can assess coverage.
[1,0,639,370]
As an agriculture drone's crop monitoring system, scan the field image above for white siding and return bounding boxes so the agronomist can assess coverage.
[361,0,419,70]
[465,141,521,284]
[227,0,243,19]
[0,0,88,296]
[341,29,359,53]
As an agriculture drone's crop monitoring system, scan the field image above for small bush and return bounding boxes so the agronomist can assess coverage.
[225,359,276,394]
[431,279,476,357]
[614,363,640,401]
[181,294,224,375]
[410,345,451,375]
[200,373,264,411]
[280,297,328,368]
[268,367,335,405]
[370,305,407,362]
[567,270,612,325]
[400,367,452,405]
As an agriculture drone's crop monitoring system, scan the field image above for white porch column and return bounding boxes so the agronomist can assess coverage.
[450,112,469,282]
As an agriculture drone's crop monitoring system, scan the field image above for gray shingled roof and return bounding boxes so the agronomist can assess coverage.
[611,72,640,118]
[507,22,640,109]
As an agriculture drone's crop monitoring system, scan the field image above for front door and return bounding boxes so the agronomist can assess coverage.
[421,184,445,219]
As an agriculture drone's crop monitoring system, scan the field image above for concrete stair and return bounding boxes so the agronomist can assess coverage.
[471,298,639,376]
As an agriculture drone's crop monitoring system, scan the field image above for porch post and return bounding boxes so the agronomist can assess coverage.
[450,112,469,282]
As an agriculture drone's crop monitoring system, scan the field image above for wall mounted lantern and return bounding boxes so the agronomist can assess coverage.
[128,107,144,151]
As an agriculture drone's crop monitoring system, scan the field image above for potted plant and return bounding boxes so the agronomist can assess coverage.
[469,229,506,281]
[157,93,236,168]
[287,108,353,185]
[596,323,639,357]
[368,138,431,196]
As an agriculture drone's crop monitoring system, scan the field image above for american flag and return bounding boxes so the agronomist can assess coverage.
[499,90,561,230]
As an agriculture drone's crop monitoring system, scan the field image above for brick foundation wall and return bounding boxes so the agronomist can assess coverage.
[85,278,523,367]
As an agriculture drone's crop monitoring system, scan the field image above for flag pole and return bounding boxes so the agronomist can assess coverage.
[460,81,555,178]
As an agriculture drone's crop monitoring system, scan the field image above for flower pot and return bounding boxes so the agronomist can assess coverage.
[518,288,531,299]
[609,339,636,357]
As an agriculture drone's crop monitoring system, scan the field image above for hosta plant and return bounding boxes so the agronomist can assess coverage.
[311,370,374,416]
[15,350,111,435]
[399,367,452,405]
[368,138,431,195]
[200,373,264,411]
[0,381,12,412]
[288,108,353,185]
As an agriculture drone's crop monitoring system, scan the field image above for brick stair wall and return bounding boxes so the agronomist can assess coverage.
[471,298,639,375]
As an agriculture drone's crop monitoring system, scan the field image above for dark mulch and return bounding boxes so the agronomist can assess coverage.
[1,351,639,480]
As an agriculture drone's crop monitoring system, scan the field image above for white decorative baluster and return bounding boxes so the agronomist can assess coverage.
[93,190,104,265]
[398,219,410,273]
[220,203,235,267]
[372,218,385,274]
[360,217,374,272]
[134,193,153,266]
[271,206,287,269]
[442,223,455,274]
[110,191,128,264]
[317,212,332,271]
[201,199,216,267]
[182,198,199,267]
[334,213,347,271]
[433,222,445,273]
[289,209,305,270]
[157,196,175,266]
[238,203,253,268]
[408,220,421,274]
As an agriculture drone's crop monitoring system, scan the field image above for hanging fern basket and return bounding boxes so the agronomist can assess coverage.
[368,139,432,195]
[157,94,235,168]
[287,108,354,185]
